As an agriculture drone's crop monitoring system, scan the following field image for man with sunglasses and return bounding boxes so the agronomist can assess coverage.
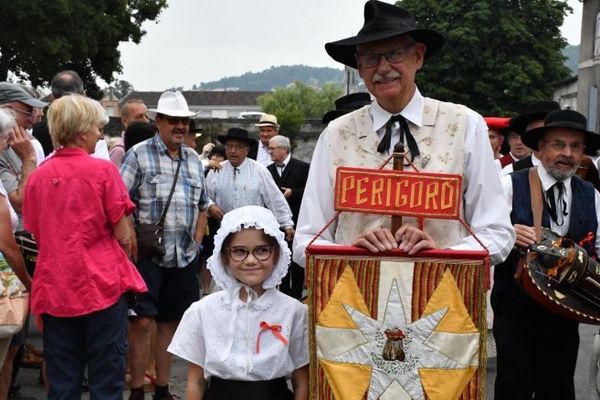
[293,0,514,267]
[120,90,208,400]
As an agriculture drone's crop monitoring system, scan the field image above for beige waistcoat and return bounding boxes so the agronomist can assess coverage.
[325,97,470,247]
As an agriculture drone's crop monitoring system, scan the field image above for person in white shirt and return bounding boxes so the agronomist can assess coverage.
[254,114,279,166]
[292,0,514,267]
[168,206,308,400]
[206,128,295,241]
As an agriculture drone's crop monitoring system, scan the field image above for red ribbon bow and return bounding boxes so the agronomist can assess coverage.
[256,321,288,353]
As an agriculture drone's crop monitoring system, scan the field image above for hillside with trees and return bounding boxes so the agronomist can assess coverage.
[196,65,344,91]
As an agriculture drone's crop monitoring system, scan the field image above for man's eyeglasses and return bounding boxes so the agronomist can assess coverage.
[6,106,35,119]
[227,245,274,262]
[355,44,415,68]
[542,140,585,153]
[159,115,190,126]
[225,143,248,151]
[267,146,282,152]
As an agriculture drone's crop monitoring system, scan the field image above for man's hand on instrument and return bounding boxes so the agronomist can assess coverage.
[514,224,536,248]
[352,228,397,252]
[395,224,436,255]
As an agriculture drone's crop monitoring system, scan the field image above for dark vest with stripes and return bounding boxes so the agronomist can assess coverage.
[492,168,597,311]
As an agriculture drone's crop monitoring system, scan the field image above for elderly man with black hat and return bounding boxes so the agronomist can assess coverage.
[493,109,600,399]
[205,127,294,239]
[293,0,514,267]
[120,90,209,400]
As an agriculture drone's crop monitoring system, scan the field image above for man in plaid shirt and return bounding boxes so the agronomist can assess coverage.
[120,91,208,400]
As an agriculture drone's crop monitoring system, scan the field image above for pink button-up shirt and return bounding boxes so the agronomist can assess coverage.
[23,147,147,317]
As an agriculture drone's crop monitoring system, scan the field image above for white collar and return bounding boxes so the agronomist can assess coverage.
[531,153,541,166]
[278,154,291,166]
[537,163,571,192]
[228,158,249,170]
[370,87,424,132]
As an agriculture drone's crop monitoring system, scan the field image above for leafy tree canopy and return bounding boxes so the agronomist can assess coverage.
[112,79,134,99]
[398,0,571,115]
[0,0,167,99]
[258,81,343,135]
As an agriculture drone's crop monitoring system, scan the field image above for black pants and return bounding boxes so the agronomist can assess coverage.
[278,239,304,300]
[493,304,579,400]
[204,377,293,400]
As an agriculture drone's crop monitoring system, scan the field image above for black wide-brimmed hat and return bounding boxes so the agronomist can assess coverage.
[523,110,600,155]
[322,92,372,124]
[217,128,257,147]
[510,101,561,136]
[325,0,445,69]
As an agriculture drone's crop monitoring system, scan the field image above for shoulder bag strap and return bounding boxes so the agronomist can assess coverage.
[157,158,182,226]
[515,167,544,282]
[528,167,543,242]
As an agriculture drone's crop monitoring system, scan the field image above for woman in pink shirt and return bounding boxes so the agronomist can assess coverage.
[22,95,147,399]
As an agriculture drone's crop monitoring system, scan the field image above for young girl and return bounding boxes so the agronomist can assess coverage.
[168,205,309,400]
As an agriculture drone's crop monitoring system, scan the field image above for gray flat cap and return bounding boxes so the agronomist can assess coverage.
[0,82,47,108]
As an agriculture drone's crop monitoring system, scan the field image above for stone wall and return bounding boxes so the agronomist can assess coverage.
[194,117,325,163]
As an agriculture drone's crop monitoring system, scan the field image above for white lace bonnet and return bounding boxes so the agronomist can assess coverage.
[207,205,291,290]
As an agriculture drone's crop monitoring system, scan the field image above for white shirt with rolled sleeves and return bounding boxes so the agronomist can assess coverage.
[206,158,294,229]
[292,89,515,267]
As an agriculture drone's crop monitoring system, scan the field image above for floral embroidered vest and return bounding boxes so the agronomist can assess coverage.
[325,97,471,248]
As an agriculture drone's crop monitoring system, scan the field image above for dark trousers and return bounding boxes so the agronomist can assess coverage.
[493,305,579,400]
[204,377,293,400]
[279,239,304,300]
[42,296,128,400]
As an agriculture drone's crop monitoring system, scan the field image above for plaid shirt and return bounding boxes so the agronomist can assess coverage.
[120,134,208,268]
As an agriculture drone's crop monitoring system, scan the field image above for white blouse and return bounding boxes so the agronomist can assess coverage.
[168,288,309,381]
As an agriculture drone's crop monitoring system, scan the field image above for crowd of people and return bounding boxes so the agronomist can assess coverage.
[0,0,597,399]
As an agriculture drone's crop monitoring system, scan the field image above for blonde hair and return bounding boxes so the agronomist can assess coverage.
[47,95,106,147]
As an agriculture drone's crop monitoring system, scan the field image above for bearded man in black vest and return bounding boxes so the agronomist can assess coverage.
[493,109,600,400]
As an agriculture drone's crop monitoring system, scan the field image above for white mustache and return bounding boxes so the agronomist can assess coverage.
[373,71,401,83]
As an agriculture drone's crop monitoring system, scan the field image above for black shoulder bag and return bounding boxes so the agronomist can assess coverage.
[135,159,181,259]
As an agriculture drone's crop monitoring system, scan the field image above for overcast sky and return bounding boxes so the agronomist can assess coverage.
[116,0,584,91]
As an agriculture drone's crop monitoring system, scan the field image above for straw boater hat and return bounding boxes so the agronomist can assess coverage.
[217,128,258,147]
[255,114,278,128]
[523,109,600,155]
[322,92,372,124]
[510,101,561,136]
[147,91,196,119]
[325,0,445,68]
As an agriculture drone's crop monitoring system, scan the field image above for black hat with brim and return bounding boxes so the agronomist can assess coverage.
[522,109,600,155]
[510,101,561,136]
[217,128,257,147]
[325,0,445,69]
[322,92,372,124]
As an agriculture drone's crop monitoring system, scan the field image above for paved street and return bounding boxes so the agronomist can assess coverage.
[10,319,599,399]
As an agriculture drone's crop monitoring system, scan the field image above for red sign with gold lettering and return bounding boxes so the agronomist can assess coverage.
[334,167,462,219]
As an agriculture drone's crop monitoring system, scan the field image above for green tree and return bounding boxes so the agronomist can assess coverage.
[0,0,167,99]
[112,79,134,99]
[398,0,571,115]
[258,81,343,134]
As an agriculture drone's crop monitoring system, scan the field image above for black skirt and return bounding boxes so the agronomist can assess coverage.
[204,376,293,400]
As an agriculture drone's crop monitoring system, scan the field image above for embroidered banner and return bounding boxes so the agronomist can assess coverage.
[307,246,489,400]
[334,167,462,219]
